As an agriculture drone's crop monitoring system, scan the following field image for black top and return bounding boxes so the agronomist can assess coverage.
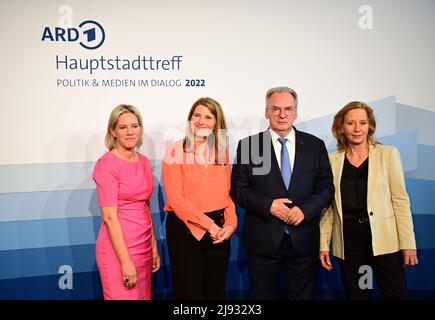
[340,156,369,223]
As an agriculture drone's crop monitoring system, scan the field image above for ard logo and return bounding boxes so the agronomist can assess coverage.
[41,19,105,50]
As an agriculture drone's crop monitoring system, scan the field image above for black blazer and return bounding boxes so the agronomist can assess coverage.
[231,128,334,257]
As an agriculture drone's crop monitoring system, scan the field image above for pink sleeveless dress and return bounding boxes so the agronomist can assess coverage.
[93,151,154,300]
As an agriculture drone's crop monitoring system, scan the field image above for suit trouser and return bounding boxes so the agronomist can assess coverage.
[247,234,316,300]
[339,220,408,300]
[166,210,230,300]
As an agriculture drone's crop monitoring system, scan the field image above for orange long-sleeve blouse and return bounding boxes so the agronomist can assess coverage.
[162,139,238,241]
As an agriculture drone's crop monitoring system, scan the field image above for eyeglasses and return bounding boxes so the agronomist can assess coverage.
[270,106,296,116]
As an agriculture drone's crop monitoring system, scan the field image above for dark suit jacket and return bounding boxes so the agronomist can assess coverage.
[231,128,334,257]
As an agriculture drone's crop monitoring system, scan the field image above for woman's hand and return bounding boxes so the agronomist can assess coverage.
[213,225,235,244]
[152,241,161,273]
[208,223,222,240]
[121,260,137,289]
[319,251,333,271]
[402,249,418,267]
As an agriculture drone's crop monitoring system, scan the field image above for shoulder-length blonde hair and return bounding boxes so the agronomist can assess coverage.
[184,97,228,164]
[332,101,378,152]
[105,104,144,150]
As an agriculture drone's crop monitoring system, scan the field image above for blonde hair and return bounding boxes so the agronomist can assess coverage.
[184,97,228,164]
[105,104,143,150]
[332,101,378,152]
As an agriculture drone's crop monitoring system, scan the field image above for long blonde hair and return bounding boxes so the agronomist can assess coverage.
[184,97,228,164]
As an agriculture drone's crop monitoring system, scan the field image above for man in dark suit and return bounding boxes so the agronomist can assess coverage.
[231,86,334,299]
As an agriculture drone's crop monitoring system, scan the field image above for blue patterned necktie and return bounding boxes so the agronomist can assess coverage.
[278,138,291,189]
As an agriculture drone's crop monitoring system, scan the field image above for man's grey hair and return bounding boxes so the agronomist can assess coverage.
[265,86,298,107]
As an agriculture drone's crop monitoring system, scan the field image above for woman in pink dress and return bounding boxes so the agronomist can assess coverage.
[93,104,160,300]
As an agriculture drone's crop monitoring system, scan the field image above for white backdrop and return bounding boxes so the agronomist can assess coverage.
[1,0,434,165]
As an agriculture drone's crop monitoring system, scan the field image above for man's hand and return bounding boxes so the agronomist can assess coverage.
[286,206,305,226]
[270,198,292,222]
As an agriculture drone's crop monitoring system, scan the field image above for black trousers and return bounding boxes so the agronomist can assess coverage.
[166,210,230,300]
[339,220,408,300]
[247,234,316,300]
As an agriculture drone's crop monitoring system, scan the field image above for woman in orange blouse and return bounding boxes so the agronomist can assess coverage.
[162,97,238,299]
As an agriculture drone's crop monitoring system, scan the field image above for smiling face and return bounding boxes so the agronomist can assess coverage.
[342,108,369,147]
[190,104,217,140]
[110,112,142,151]
[265,91,297,137]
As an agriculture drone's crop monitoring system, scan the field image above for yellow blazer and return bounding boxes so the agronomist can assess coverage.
[320,144,417,259]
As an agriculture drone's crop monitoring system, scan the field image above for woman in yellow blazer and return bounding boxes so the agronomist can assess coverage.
[319,101,418,299]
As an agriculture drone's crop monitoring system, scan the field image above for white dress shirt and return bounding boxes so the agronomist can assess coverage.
[269,128,295,172]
